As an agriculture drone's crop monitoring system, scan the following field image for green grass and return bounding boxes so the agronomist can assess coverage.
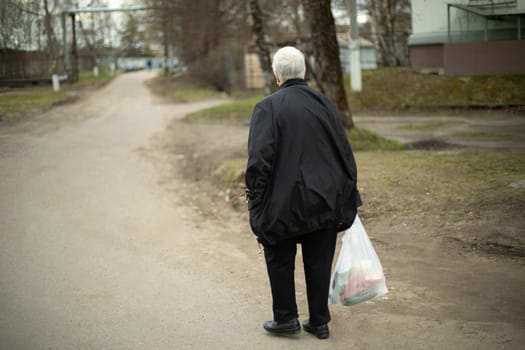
[146,74,224,102]
[345,68,525,112]
[364,149,525,182]
[186,97,403,151]
[73,69,114,88]
[213,147,525,253]
[0,69,115,122]
[353,149,525,251]
[0,91,68,113]
[398,123,445,131]
[0,91,71,122]
[347,128,404,151]
[215,158,247,186]
[186,97,261,123]
[147,72,264,102]
[454,131,513,138]
[216,150,525,199]
[150,67,525,112]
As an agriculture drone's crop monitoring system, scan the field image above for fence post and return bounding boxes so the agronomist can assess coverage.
[52,75,60,92]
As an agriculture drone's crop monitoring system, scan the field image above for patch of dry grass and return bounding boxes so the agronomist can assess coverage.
[0,90,72,123]
[0,70,115,123]
[346,68,525,112]
[213,149,525,255]
[146,74,224,102]
[356,149,525,254]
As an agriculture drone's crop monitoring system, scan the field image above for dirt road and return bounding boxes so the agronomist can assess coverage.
[353,110,525,150]
[1,71,523,349]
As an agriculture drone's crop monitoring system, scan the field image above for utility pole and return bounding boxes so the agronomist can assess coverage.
[61,4,151,81]
[71,13,79,82]
[348,0,362,92]
[61,13,69,75]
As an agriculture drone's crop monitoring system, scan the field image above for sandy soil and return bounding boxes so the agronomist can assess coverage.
[1,71,524,350]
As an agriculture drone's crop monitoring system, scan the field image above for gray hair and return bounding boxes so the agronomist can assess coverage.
[272,46,306,82]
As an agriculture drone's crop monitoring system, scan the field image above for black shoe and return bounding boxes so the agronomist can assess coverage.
[263,318,301,335]
[303,321,329,339]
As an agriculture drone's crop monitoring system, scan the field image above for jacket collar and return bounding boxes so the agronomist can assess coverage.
[279,78,308,90]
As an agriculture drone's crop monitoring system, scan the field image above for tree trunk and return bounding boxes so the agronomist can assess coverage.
[78,19,99,64]
[163,13,170,76]
[249,0,277,94]
[303,0,353,128]
[368,0,411,67]
[43,0,58,73]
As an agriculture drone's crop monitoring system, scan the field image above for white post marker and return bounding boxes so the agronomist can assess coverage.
[52,74,60,92]
[110,62,116,75]
[350,41,362,92]
[348,0,362,92]
[93,65,99,77]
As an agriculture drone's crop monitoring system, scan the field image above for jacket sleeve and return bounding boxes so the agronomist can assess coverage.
[245,101,274,209]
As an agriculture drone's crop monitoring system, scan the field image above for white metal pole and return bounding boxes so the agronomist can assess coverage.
[348,0,362,92]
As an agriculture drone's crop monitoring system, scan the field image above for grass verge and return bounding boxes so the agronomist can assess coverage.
[146,74,224,102]
[0,91,71,123]
[214,158,247,187]
[186,97,403,151]
[73,70,115,89]
[214,148,525,256]
[454,131,514,138]
[345,68,525,112]
[147,67,525,112]
[347,128,404,151]
[354,149,525,255]
[398,123,445,131]
[0,69,115,123]
[186,97,260,124]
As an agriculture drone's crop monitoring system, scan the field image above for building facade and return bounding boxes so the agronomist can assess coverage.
[409,0,525,75]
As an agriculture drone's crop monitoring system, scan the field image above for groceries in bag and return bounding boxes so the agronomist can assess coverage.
[329,215,388,306]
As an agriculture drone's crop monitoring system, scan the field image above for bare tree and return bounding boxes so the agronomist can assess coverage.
[1,0,61,78]
[119,11,147,56]
[303,0,354,128]
[143,0,177,75]
[249,0,276,94]
[145,0,249,90]
[0,0,40,50]
[246,0,324,91]
[43,0,59,59]
[367,0,411,66]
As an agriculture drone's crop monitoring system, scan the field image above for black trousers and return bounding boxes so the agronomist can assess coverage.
[263,228,338,326]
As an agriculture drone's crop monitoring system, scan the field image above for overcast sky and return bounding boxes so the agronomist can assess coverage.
[107,0,125,8]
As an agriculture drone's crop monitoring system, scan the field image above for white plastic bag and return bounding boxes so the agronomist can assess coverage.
[329,215,388,306]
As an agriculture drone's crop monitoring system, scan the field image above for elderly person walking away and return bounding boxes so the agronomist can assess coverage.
[245,46,361,339]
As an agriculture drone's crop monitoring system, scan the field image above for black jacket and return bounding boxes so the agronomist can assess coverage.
[245,79,361,245]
